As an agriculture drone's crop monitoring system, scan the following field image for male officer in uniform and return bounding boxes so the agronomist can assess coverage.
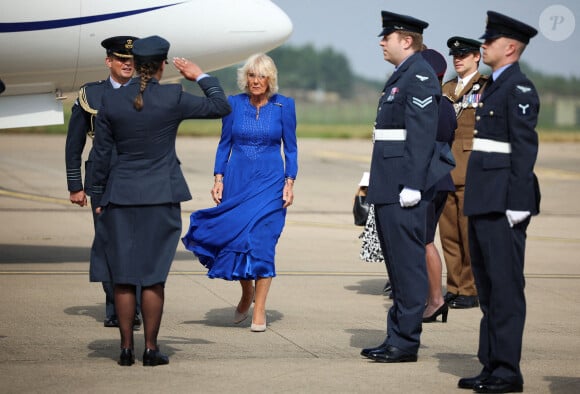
[360,11,444,363]
[458,11,540,393]
[65,36,141,329]
[439,37,488,309]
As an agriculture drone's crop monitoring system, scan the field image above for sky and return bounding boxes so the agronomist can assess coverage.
[271,0,580,81]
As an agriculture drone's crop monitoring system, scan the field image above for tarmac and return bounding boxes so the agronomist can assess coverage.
[0,134,579,394]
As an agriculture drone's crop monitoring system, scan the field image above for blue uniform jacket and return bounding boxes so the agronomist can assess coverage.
[367,52,447,204]
[65,78,114,195]
[90,75,231,206]
[464,62,540,216]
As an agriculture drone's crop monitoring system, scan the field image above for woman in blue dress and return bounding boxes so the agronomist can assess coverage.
[182,53,298,332]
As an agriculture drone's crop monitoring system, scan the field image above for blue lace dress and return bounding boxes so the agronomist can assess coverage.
[182,93,298,280]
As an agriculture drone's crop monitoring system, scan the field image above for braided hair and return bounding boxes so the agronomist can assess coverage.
[133,59,163,111]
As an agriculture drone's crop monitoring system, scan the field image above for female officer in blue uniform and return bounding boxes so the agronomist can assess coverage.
[360,11,452,363]
[459,11,540,393]
[89,35,231,366]
[65,36,140,329]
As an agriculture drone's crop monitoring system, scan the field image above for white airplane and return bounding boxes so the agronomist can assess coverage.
[0,0,293,129]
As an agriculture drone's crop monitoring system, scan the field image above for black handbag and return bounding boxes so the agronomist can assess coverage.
[353,194,370,226]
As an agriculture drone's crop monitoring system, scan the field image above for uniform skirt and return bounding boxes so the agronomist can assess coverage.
[90,203,181,287]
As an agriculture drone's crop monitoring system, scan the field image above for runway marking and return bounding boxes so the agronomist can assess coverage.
[0,189,70,205]
[316,150,371,163]
[315,151,580,180]
[1,271,579,279]
[535,167,580,180]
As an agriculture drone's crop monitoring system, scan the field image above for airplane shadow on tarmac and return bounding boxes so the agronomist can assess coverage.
[0,244,192,264]
[64,306,213,362]
[344,278,389,296]
[86,337,211,361]
[182,307,284,328]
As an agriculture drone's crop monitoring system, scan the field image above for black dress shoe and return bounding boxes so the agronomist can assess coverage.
[360,341,388,359]
[458,372,490,389]
[104,317,119,327]
[133,314,142,331]
[444,292,458,303]
[383,280,391,293]
[118,348,135,366]
[368,345,417,363]
[142,348,169,366]
[473,377,523,393]
[450,295,479,309]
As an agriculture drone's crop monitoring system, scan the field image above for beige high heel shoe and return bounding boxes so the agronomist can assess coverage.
[234,308,249,324]
[234,287,254,324]
[250,314,267,332]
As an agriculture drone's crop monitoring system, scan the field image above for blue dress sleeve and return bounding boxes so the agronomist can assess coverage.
[213,95,236,175]
[281,96,298,179]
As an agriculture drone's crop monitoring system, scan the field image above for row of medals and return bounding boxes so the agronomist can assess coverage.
[453,85,481,116]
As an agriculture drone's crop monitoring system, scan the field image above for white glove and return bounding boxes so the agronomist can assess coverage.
[399,187,421,208]
[506,210,530,227]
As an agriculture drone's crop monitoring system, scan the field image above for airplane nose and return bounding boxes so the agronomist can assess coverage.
[165,0,293,73]
[230,0,293,47]
[222,0,293,56]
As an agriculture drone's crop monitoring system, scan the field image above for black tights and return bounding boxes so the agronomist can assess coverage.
[115,283,164,350]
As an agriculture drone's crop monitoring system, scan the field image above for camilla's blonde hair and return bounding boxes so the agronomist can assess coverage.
[237,53,279,97]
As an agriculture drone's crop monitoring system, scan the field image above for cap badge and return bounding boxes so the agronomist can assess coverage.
[125,39,134,50]
[454,41,460,47]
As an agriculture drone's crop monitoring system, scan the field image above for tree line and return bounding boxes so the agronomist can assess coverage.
[189,44,579,99]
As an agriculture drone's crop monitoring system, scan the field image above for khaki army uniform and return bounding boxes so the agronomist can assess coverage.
[439,72,489,297]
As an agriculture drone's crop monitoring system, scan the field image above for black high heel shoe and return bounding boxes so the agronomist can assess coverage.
[422,304,449,323]
[118,348,135,366]
[142,348,169,366]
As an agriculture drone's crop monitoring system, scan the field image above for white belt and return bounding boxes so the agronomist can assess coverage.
[472,138,511,154]
[373,129,407,142]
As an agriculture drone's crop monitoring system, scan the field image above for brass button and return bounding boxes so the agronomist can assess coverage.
[474,129,478,135]
[489,110,494,116]
[476,116,481,121]
[479,102,484,108]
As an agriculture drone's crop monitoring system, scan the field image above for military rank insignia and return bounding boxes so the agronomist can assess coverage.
[412,96,433,108]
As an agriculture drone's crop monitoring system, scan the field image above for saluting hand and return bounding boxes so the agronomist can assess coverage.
[172,57,203,81]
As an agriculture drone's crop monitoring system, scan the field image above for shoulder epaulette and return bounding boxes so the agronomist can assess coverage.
[78,86,98,115]
[477,74,490,84]
[81,79,106,88]
[442,77,456,86]
[77,80,106,138]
